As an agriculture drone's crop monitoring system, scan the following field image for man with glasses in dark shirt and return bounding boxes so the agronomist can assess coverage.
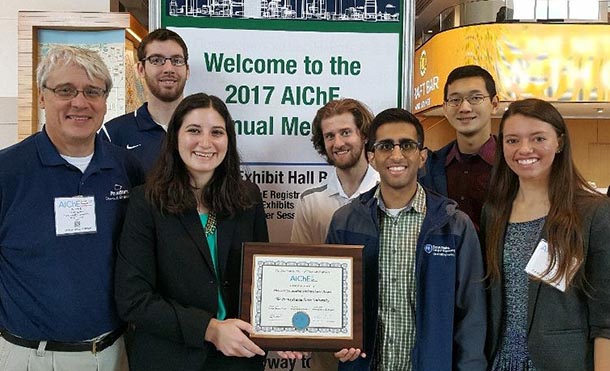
[100,28,190,173]
[420,65,499,232]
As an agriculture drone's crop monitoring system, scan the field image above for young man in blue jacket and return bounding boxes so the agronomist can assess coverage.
[327,108,486,371]
[419,65,498,232]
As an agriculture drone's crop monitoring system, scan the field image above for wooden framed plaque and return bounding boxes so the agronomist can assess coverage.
[240,242,363,351]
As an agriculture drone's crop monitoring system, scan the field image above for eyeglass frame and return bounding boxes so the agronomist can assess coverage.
[42,85,108,100]
[371,139,423,154]
[140,55,188,67]
[444,94,491,107]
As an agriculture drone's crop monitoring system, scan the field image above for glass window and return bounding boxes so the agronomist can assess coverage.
[513,0,535,19]
[568,0,599,19]
[546,0,568,19]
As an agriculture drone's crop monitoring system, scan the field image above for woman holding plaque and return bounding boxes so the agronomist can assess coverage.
[115,93,268,371]
[482,98,610,370]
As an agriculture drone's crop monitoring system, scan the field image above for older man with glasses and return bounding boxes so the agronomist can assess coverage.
[327,108,486,371]
[100,28,190,173]
[0,45,144,371]
[419,65,499,232]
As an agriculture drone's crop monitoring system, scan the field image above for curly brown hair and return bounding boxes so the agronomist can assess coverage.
[310,98,374,163]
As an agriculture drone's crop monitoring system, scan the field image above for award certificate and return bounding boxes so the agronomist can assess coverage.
[240,243,363,350]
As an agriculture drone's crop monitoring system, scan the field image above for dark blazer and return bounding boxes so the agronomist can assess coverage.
[115,182,268,371]
[483,195,610,371]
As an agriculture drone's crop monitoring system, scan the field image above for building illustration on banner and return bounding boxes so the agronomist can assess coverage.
[168,0,399,21]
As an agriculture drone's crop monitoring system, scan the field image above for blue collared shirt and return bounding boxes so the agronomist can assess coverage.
[0,128,144,341]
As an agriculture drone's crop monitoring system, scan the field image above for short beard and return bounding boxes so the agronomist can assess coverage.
[327,151,363,170]
[146,75,186,103]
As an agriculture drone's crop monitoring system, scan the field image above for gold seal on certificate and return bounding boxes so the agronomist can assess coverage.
[240,242,363,350]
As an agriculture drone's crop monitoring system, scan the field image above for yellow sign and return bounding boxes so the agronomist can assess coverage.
[413,23,610,113]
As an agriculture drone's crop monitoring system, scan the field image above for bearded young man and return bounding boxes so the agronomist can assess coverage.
[279,98,379,371]
[100,28,190,173]
[290,98,379,246]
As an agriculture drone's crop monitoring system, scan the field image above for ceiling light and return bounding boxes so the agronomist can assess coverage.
[426,30,434,34]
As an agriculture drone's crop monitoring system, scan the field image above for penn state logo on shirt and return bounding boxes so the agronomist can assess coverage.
[106,183,130,201]
[424,243,455,257]
[424,244,433,254]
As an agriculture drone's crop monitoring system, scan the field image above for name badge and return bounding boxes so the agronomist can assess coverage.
[524,239,573,292]
[54,196,97,236]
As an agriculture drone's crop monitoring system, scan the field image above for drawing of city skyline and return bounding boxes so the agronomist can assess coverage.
[167,0,399,21]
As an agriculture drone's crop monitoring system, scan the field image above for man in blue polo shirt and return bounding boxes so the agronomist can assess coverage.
[0,46,144,370]
[99,28,190,173]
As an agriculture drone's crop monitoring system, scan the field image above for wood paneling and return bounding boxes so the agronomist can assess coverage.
[419,116,455,150]
[567,119,599,185]
[588,143,610,188]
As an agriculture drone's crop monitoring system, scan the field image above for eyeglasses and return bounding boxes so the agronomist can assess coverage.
[43,85,107,100]
[445,95,490,107]
[372,139,421,154]
[140,55,187,67]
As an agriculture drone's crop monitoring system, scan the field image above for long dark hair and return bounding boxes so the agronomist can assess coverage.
[145,93,253,216]
[485,98,601,287]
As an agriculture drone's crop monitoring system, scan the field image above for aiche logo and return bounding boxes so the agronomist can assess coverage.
[419,50,427,77]
[106,183,130,201]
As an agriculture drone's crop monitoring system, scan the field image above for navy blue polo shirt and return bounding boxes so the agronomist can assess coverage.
[99,103,166,173]
[0,128,145,341]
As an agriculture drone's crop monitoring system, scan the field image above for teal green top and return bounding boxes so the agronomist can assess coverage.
[199,213,226,320]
